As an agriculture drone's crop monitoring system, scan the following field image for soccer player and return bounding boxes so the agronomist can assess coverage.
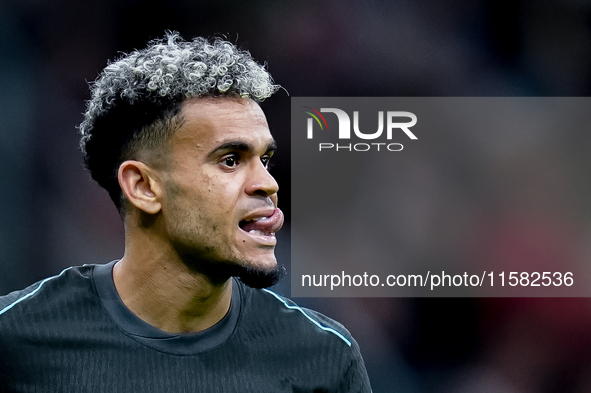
[0,33,371,392]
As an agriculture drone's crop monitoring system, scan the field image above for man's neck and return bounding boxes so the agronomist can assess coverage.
[112,241,232,334]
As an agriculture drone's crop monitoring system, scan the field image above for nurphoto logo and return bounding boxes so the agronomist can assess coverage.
[302,106,418,152]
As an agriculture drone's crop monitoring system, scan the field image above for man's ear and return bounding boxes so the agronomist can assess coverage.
[118,160,162,215]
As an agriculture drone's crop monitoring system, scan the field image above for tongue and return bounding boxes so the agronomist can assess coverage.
[241,208,284,233]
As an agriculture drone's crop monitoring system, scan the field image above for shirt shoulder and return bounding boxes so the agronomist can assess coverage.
[236,282,372,392]
[0,265,96,327]
[261,288,355,346]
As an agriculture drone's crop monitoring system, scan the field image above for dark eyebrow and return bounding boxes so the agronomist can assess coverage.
[207,140,277,157]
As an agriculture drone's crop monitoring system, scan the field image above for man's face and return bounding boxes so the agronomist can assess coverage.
[158,97,284,283]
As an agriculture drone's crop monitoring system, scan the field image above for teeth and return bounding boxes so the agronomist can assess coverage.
[248,230,275,236]
[251,217,269,222]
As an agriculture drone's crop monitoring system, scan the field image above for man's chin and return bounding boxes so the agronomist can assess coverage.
[183,255,286,289]
[235,264,286,289]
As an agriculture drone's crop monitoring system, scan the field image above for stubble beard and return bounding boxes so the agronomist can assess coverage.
[231,262,286,289]
[166,183,286,289]
[177,246,287,289]
[168,216,286,289]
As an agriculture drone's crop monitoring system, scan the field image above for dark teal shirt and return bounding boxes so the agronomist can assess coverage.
[0,262,371,392]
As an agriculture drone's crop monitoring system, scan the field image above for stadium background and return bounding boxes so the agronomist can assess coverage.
[2,1,591,391]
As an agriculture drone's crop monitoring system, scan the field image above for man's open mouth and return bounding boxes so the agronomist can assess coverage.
[239,208,284,237]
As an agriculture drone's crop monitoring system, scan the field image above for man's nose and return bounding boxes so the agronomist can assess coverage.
[245,160,279,197]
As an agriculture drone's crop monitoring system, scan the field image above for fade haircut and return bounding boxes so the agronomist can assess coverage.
[79,32,279,213]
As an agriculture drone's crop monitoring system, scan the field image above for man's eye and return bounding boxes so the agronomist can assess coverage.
[222,155,238,167]
[261,155,272,169]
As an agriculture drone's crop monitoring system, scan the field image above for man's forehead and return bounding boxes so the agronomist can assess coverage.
[171,96,273,150]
